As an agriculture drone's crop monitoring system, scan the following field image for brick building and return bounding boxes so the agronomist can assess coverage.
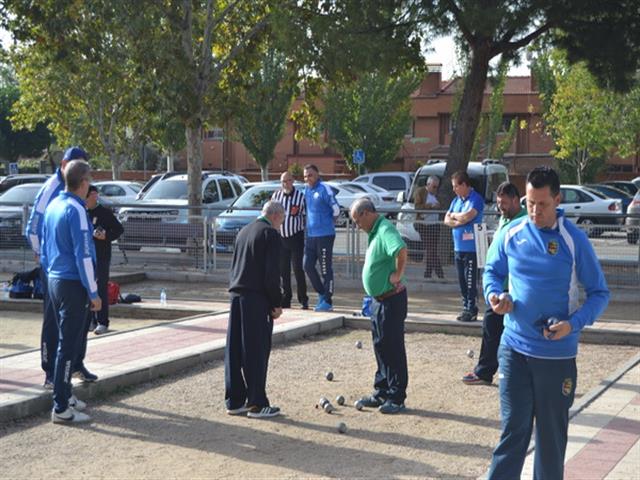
[196,64,638,182]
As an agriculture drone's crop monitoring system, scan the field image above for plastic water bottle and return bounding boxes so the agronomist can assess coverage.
[160,288,167,306]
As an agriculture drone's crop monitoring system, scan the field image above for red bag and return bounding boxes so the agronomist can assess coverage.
[107,281,120,305]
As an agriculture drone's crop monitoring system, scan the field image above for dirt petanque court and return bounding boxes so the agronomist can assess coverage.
[0,326,637,479]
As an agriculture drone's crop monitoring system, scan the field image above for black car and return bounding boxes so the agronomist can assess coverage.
[0,174,50,194]
[0,183,44,248]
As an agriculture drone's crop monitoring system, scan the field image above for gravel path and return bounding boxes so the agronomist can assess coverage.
[1,329,636,479]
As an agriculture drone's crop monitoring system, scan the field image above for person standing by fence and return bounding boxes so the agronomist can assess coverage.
[414,175,444,279]
[271,171,308,310]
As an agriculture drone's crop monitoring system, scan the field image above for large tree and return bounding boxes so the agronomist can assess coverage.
[322,70,421,172]
[288,0,640,200]
[234,48,298,181]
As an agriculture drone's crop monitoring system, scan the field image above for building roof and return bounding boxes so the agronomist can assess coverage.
[439,76,537,95]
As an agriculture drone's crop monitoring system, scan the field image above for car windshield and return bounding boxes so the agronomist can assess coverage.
[232,186,277,209]
[582,186,608,200]
[129,183,142,193]
[144,179,188,200]
[0,184,42,203]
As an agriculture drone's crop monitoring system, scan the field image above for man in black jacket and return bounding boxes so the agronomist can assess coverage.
[85,185,124,334]
[225,201,284,419]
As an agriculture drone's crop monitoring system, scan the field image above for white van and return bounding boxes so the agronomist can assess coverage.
[397,159,509,243]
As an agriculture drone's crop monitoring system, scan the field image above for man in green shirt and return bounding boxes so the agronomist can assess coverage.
[350,198,409,414]
[462,182,527,386]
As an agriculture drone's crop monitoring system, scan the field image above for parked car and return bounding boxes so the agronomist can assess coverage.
[625,191,640,244]
[118,173,244,251]
[353,171,414,197]
[585,184,633,213]
[632,177,640,189]
[0,183,44,247]
[0,174,50,194]
[600,180,638,197]
[136,170,248,200]
[396,160,509,255]
[559,185,623,237]
[214,182,304,252]
[339,182,401,213]
[94,181,143,206]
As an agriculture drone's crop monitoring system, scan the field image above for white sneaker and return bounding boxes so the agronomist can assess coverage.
[51,407,92,424]
[94,324,109,335]
[68,395,87,412]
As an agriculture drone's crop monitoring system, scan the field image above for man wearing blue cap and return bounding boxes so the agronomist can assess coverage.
[25,146,98,388]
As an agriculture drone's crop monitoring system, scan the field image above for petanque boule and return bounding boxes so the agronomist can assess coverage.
[325,371,334,381]
[337,422,347,434]
[354,400,364,410]
[335,395,345,405]
[319,397,335,413]
[466,349,475,359]
[355,340,363,349]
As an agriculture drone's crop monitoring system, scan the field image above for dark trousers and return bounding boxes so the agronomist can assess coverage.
[280,231,308,307]
[95,260,110,326]
[303,234,335,304]
[488,345,576,480]
[417,223,444,278]
[454,251,478,314]
[40,267,58,380]
[224,292,274,410]
[370,289,408,404]
[474,307,504,381]
[48,278,89,413]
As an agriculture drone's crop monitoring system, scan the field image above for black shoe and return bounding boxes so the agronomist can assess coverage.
[457,311,478,322]
[281,303,291,309]
[456,311,466,321]
[301,303,309,310]
[72,366,98,382]
[358,395,384,408]
[378,399,406,414]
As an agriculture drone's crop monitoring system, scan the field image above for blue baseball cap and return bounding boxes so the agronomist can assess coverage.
[63,146,89,161]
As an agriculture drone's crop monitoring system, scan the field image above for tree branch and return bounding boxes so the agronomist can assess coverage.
[445,0,475,45]
[491,22,552,56]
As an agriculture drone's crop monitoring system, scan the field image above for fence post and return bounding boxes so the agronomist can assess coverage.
[203,218,208,273]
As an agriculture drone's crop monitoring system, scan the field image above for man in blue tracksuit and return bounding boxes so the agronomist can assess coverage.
[444,170,484,322]
[484,167,609,480]
[25,146,98,388]
[303,164,340,312]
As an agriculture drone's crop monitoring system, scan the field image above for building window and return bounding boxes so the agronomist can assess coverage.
[204,128,224,141]
[606,164,633,173]
[501,115,516,132]
[405,120,415,137]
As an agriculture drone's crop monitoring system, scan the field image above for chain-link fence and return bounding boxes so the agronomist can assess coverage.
[1,201,638,289]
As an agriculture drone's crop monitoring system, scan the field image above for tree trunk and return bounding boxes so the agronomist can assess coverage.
[440,42,493,205]
[186,122,203,218]
[261,164,268,181]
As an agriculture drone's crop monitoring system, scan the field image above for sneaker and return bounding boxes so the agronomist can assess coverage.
[457,311,478,322]
[89,319,97,331]
[226,404,250,415]
[52,407,91,424]
[378,399,406,414]
[358,395,384,408]
[68,395,87,412]
[247,405,281,418]
[314,295,325,309]
[462,372,492,386]
[456,311,466,321]
[43,378,54,390]
[314,300,333,312]
[301,302,309,310]
[73,366,98,382]
[94,324,109,335]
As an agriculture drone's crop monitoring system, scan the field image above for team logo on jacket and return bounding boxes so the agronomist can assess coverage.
[290,205,300,216]
[547,240,559,255]
[562,378,573,396]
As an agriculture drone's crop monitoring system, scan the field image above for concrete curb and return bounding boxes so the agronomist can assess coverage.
[0,315,345,423]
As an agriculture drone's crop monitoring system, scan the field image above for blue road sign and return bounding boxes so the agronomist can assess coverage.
[9,163,18,175]
[353,149,365,165]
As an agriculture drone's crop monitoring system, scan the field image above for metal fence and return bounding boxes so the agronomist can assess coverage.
[1,201,638,289]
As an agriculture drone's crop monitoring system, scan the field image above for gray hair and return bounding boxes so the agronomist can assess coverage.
[350,197,376,217]
[64,160,91,191]
[261,200,285,217]
[426,175,440,186]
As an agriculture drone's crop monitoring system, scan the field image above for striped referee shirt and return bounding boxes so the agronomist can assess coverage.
[271,187,305,238]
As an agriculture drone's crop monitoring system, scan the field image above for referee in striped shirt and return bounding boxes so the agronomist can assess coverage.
[271,171,309,309]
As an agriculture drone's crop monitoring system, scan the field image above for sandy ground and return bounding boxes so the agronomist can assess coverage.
[0,311,174,357]
[0,328,637,479]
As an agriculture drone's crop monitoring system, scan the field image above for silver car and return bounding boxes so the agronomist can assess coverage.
[625,191,640,244]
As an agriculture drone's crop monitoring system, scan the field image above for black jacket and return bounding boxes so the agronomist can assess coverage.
[88,204,124,264]
[229,218,282,308]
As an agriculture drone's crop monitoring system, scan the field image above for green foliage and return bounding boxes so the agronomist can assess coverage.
[234,48,298,181]
[322,70,421,172]
[288,162,303,177]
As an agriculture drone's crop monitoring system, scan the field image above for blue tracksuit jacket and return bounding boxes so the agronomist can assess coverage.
[41,191,99,300]
[304,180,340,238]
[25,168,64,255]
[483,209,609,359]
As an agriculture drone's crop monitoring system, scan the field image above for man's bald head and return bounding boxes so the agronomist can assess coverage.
[280,171,294,193]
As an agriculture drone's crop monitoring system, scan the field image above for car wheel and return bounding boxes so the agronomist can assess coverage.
[578,218,602,238]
